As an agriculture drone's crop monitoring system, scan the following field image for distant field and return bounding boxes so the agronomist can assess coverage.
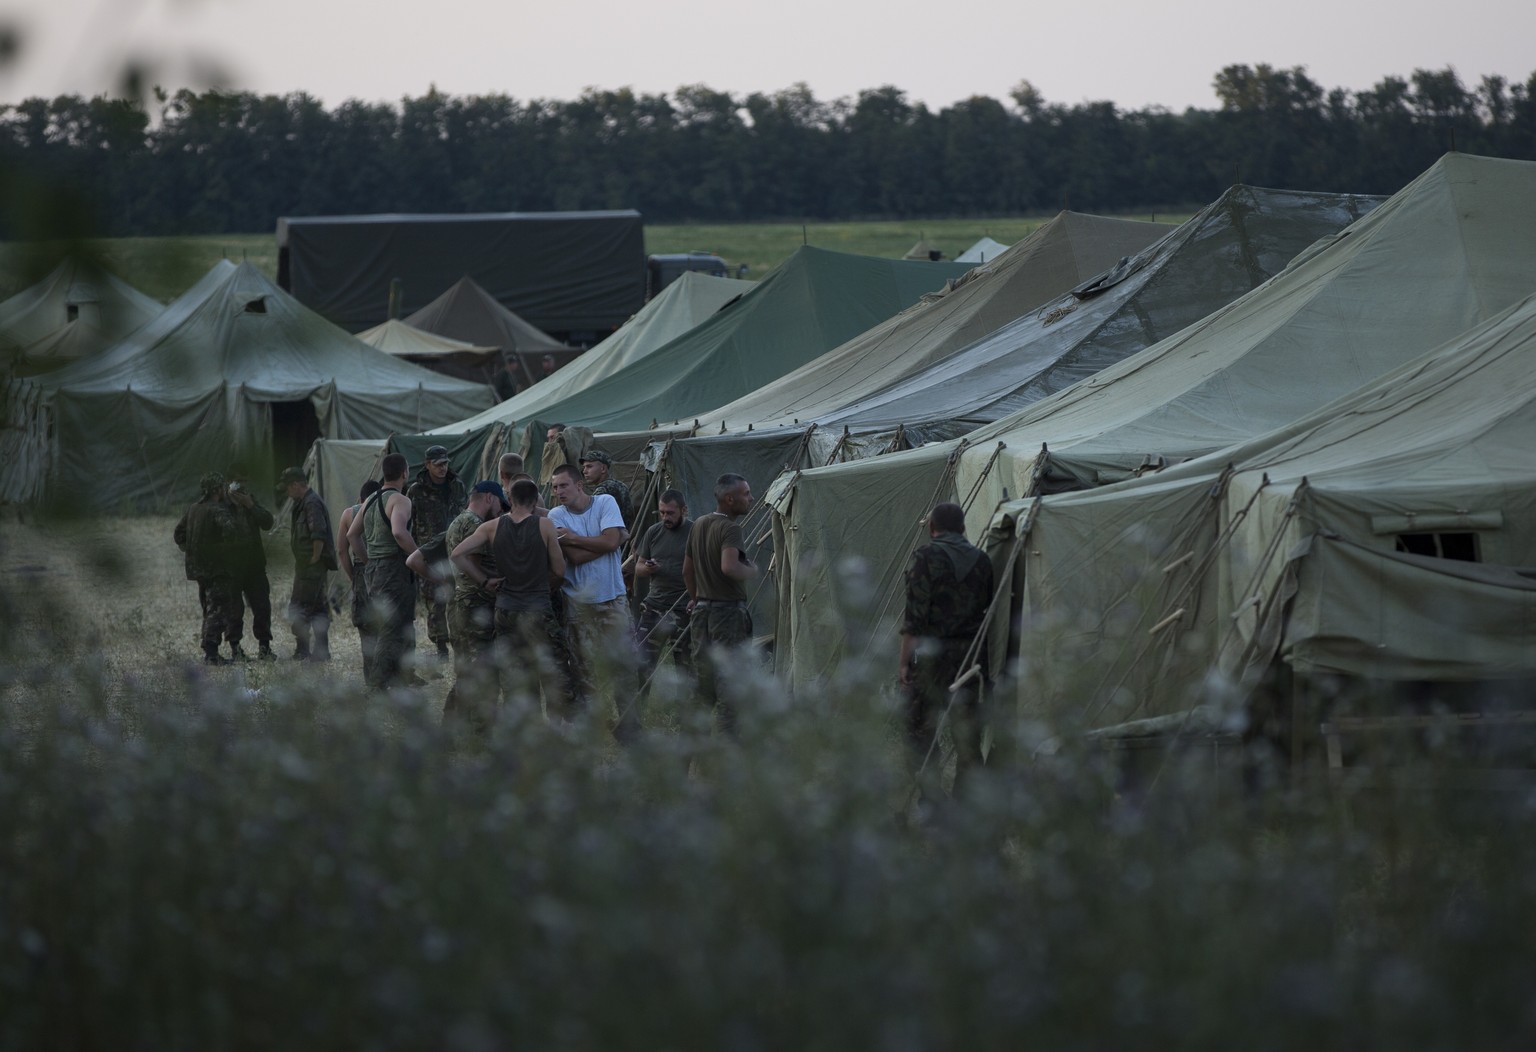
[0,211,1188,304]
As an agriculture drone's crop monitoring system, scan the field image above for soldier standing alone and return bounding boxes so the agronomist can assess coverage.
[280,466,337,661]
[899,502,994,797]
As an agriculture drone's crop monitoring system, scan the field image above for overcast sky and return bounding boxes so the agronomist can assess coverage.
[2,0,1532,113]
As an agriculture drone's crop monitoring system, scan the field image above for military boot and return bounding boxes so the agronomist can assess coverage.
[310,628,331,663]
[257,643,276,661]
[229,643,250,662]
[291,634,311,661]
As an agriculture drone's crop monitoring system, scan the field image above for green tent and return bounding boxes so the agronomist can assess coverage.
[423,246,974,465]
[0,257,162,374]
[404,276,575,377]
[4,261,496,509]
[770,154,1536,690]
[994,290,1536,732]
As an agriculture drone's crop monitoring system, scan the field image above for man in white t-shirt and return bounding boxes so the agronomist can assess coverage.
[548,462,638,738]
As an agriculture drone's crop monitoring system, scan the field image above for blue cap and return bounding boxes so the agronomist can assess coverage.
[471,480,507,504]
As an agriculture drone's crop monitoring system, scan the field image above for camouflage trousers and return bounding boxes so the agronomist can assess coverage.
[444,597,496,730]
[288,565,330,652]
[364,556,416,689]
[493,603,575,723]
[197,575,243,657]
[421,580,452,647]
[229,567,272,646]
[903,637,984,797]
[690,600,752,736]
[349,568,377,681]
[565,596,639,739]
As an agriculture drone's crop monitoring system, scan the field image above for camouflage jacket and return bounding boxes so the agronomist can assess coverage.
[902,533,993,641]
[406,469,467,546]
[227,493,274,573]
[174,496,243,582]
[289,488,337,574]
[592,477,632,528]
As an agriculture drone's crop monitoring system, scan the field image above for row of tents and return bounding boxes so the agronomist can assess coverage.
[5,152,1533,752]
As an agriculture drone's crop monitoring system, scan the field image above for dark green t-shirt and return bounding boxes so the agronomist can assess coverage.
[638,517,692,611]
[686,512,749,602]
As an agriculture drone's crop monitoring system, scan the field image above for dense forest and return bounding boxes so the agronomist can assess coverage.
[2,64,1534,238]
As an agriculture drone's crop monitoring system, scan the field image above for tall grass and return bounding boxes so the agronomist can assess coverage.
[1,515,1534,1049]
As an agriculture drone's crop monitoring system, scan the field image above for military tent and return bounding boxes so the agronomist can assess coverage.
[418,246,974,468]
[355,318,501,384]
[0,257,162,374]
[4,261,496,509]
[956,237,1011,263]
[403,277,576,377]
[993,290,1536,733]
[769,154,1536,689]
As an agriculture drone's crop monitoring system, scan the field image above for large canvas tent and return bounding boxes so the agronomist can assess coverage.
[768,154,1536,689]
[403,277,575,377]
[276,210,645,336]
[956,237,1011,263]
[355,318,501,384]
[641,190,1362,525]
[994,290,1536,733]
[419,246,974,468]
[4,261,496,509]
[0,257,162,373]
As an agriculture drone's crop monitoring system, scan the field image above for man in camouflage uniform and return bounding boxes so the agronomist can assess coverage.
[899,502,994,797]
[683,473,758,737]
[406,444,467,660]
[224,463,276,660]
[173,471,245,665]
[281,466,337,661]
[580,450,632,528]
[414,480,505,730]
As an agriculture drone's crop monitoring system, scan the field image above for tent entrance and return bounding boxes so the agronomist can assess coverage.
[270,400,321,476]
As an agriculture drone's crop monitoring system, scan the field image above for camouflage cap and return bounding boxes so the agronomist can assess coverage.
[424,444,451,463]
[579,449,613,466]
[278,466,308,486]
[199,471,225,494]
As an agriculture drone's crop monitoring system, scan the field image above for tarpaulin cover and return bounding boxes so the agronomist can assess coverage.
[276,210,645,333]
[6,261,495,510]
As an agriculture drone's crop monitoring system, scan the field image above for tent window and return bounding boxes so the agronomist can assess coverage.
[243,297,268,314]
[66,304,79,322]
[1396,532,1479,562]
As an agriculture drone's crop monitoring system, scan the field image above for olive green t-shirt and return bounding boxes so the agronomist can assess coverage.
[686,512,748,602]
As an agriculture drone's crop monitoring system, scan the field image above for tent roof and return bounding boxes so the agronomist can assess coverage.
[355,318,500,359]
[810,184,1381,439]
[37,261,496,403]
[0,257,162,369]
[426,245,974,441]
[956,237,1011,263]
[403,276,571,371]
[673,211,1169,436]
[903,240,946,260]
[956,153,1536,501]
[476,270,754,430]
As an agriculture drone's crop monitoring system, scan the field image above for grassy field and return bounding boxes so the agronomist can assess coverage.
[0,211,1189,303]
[1,512,1535,1046]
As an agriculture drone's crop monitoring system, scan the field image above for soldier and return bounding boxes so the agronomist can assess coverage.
[682,473,758,736]
[549,462,635,738]
[338,479,382,681]
[624,488,693,690]
[414,480,505,730]
[224,463,276,660]
[407,444,467,661]
[280,466,337,661]
[898,502,994,797]
[498,453,547,516]
[173,471,245,665]
[347,452,417,689]
[580,449,632,528]
[453,477,572,723]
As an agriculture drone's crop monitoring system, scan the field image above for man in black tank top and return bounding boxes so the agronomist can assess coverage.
[453,478,574,722]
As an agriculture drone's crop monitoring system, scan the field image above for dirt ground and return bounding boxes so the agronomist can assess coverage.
[0,512,455,709]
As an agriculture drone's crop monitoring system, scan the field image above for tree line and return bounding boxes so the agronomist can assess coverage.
[2,64,1535,238]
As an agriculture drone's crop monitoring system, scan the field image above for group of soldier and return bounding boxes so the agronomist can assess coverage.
[175,439,995,787]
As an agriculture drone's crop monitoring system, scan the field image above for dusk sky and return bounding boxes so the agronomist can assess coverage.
[2,0,1532,113]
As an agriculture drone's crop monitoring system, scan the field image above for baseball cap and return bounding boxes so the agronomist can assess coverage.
[471,480,507,504]
[579,449,613,466]
[278,466,307,485]
[424,444,450,463]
